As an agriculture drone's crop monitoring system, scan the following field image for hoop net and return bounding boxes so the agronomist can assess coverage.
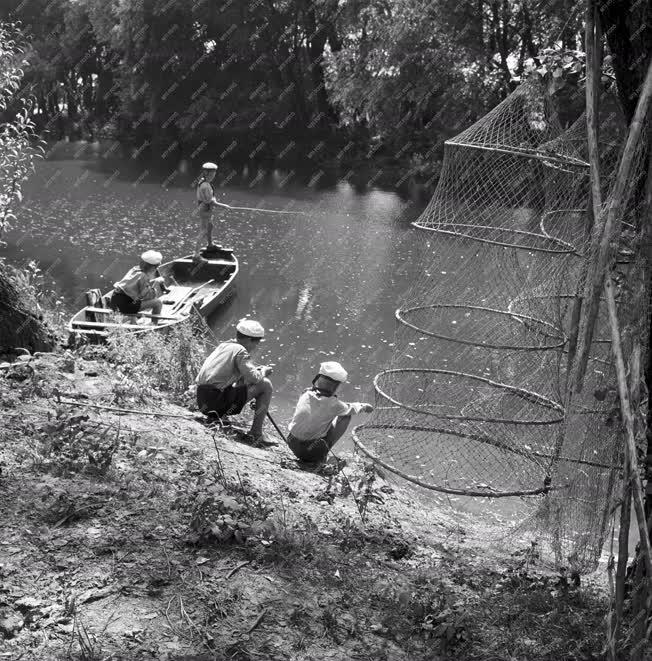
[353,80,645,572]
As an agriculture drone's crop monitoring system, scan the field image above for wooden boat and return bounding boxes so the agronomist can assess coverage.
[68,246,238,341]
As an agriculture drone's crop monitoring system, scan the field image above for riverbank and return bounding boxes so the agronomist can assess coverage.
[0,346,612,660]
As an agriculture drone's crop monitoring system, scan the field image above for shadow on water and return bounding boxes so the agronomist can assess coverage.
[42,140,429,205]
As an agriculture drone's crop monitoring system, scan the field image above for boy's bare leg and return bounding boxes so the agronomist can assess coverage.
[206,219,213,247]
[140,298,162,325]
[195,216,208,258]
[246,378,273,438]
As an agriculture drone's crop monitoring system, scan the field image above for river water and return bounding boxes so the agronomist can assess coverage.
[3,140,427,427]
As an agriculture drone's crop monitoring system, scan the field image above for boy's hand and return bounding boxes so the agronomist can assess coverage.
[262,366,273,377]
[362,404,374,413]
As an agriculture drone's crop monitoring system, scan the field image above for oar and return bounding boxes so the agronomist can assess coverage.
[170,279,215,314]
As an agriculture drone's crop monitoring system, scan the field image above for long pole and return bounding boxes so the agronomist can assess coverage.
[266,412,288,444]
[574,59,652,390]
[605,278,652,582]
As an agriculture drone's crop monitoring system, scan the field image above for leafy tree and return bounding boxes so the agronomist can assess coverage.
[0,22,54,352]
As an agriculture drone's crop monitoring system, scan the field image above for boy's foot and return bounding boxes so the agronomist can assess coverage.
[316,456,347,476]
[240,432,278,448]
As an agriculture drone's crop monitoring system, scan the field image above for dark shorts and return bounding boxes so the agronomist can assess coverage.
[196,383,248,418]
[110,290,141,314]
[286,433,332,463]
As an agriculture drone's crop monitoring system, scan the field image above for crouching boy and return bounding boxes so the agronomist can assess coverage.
[286,361,373,463]
[195,318,274,444]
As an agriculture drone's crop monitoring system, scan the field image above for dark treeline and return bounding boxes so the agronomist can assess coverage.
[1,0,584,179]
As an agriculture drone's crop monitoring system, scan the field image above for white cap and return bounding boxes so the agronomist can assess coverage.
[236,318,265,338]
[202,162,218,170]
[319,361,348,383]
[140,250,162,265]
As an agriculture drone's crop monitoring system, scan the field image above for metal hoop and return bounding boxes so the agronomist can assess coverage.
[411,222,577,254]
[396,303,567,350]
[373,368,565,425]
[352,423,557,497]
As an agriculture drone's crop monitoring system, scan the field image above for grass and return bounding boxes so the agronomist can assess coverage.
[94,315,211,401]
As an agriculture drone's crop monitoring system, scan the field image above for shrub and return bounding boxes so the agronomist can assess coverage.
[105,318,209,397]
[28,406,121,476]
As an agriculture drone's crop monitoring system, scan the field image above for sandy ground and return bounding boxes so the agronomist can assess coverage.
[0,351,609,660]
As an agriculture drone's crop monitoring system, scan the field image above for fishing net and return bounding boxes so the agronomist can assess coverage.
[353,79,643,572]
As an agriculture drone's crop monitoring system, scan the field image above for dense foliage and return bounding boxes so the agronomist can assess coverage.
[0,0,591,167]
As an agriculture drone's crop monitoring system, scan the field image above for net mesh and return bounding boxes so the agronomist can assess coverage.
[353,80,649,572]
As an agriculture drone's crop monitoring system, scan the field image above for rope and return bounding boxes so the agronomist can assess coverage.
[58,397,199,419]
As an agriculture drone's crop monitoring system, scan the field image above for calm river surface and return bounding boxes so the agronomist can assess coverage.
[3,141,426,427]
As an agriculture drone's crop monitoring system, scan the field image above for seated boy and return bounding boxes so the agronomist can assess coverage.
[109,250,167,324]
[286,361,373,463]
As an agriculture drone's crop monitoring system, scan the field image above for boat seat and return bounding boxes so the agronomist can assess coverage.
[83,307,114,315]
[174,258,234,267]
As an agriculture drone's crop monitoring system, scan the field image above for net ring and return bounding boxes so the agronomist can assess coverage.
[373,368,565,426]
[411,222,577,254]
[396,304,567,351]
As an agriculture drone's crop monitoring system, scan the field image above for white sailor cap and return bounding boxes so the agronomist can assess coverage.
[202,162,218,170]
[236,318,265,338]
[319,361,348,383]
[140,250,162,265]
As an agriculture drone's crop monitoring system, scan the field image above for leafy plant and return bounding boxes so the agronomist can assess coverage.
[29,406,121,476]
[106,319,209,397]
[0,22,44,241]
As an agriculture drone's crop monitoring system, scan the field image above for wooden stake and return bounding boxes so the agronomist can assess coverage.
[574,59,652,391]
[605,278,652,582]
[585,0,602,222]
[614,475,631,642]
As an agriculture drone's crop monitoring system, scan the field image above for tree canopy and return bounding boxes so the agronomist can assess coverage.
[0,0,601,167]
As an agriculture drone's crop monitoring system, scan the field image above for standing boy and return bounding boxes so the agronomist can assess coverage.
[195,161,230,261]
[286,361,373,463]
[195,318,274,444]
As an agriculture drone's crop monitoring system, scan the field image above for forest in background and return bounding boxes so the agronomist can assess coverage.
[0,0,587,182]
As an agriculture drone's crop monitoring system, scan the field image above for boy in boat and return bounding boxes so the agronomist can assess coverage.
[109,250,167,325]
[286,361,373,463]
[195,161,231,262]
[195,318,275,445]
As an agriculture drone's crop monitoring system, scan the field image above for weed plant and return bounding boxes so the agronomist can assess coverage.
[105,317,209,398]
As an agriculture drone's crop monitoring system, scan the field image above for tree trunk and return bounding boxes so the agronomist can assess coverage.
[598,0,652,123]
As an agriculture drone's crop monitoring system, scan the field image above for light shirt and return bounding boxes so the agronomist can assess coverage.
[197,180,214,215]
[113,267,155,302]
[196,341,264,388]
[288,389,366,441]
